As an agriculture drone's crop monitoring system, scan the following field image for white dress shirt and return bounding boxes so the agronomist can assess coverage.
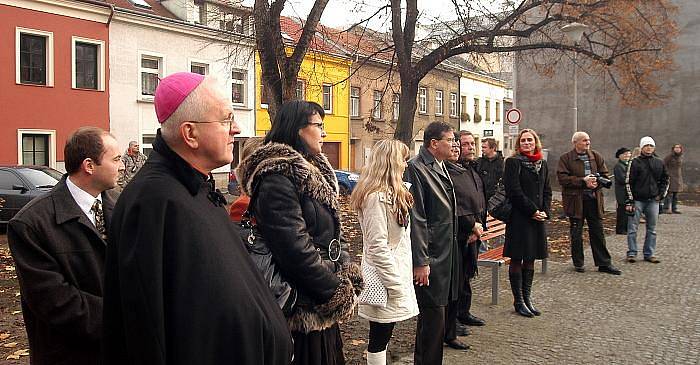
[66,176,101,226]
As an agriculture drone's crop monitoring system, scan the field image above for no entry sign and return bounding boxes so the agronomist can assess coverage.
[506,108,521,125]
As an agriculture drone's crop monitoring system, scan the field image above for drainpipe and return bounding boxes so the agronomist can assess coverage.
[107,3,115,25]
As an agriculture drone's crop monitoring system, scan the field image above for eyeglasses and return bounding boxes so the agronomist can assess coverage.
[307,122,325,131]
[186,114,235,130]
[434,137,455,143]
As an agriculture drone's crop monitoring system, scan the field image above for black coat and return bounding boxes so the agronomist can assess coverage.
[476,154,504,201]
[613,160,630,205]
[503,156,552,260]
[626,154,670,202]
[404,146,459,307]
[8,177,113,365]
[103,132,293,365]
[236,142,360,335]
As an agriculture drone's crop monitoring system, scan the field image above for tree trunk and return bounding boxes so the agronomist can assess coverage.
[394,80,418,146]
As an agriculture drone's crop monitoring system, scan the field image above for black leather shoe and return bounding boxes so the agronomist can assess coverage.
[445,339,470,350]
[455,323,470,336]
[458,314,485,326]
[574,266,585,273]
[598,265,622,275]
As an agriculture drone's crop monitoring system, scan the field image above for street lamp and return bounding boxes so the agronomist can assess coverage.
[561,22,589,134]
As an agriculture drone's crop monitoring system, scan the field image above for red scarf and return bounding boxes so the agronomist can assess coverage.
[521,149,543,162]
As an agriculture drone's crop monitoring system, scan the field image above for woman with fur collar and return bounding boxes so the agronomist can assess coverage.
[350,139,419,365]
[236,100,362,365]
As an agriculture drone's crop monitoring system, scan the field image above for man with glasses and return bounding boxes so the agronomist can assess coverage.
[405,121,462,363]
[117,141,147,190]
[103,72,293,364]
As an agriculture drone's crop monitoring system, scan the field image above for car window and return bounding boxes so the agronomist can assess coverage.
[17,168,59,188]
[0,170,23,190]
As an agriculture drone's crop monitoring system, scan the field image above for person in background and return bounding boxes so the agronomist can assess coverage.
[404,121,461,363]
[477,137,504,203]
[613,147,632,234]
[451,131,487,330]
[557,131,621,275]
[625,136,669,264]
[503,129,551,317]
[236,100,362,365]
[8,127,121,364]
[103,73,293,364]
[662,143,684,214]
[228,137,264,223]
[351,139,419,365]
[117,140,147,190]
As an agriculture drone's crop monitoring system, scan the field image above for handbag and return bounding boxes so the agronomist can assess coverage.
[358,263,388,307]
[488,179,512,222]
[242,187,297,316]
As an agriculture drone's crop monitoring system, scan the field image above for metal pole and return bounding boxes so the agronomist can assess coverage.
[573,51,578,134]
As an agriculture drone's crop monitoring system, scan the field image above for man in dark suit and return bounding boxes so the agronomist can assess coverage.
[8,127,122,364]
[405,121,462,364]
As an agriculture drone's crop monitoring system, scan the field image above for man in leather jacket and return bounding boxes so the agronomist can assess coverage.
[405,122,461,364]
[625,136,669,264]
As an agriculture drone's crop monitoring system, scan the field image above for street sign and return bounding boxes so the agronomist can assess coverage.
[508,125,519,135]
[483,129,493,137]
[506,108,522,125]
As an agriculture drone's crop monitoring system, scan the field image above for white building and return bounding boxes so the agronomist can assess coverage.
[459,71,507,152]
[107,0,256,182]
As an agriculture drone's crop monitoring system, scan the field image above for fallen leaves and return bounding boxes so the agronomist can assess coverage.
[6,348,29,360]
[2,342,17,348]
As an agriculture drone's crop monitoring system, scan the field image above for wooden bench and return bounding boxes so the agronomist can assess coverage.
[477,216,547,304]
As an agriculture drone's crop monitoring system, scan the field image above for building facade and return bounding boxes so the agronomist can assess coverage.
[459,71,508,153]
[0,0,111,171]
[106,0,256,185]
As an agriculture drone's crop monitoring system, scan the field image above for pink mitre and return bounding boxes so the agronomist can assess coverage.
[154,72,205,123]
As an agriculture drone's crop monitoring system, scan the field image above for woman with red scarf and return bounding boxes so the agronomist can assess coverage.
[502,129,552,318]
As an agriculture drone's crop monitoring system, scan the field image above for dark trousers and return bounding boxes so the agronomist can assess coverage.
[569,198,612,268]
[415,305,447,365]
[616,203,628,234]
[662,192,679,212]
[457,279,472,318]
[443,300,460,342]
[368,321,395,352]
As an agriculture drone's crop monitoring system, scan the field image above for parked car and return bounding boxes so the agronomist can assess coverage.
[334,170,359,195]
[0,166,62,225]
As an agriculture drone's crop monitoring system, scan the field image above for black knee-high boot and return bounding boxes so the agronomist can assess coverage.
[521,268,541,316]
[509,272,533,317]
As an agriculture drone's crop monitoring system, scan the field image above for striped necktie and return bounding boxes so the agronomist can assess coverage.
[91,199,107,240]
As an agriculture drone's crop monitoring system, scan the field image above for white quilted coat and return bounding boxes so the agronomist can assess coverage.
[357,192,419,323]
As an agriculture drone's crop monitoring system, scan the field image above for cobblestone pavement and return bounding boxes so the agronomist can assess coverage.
[396,204,700,364]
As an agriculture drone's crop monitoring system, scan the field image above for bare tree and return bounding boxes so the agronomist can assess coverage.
[390,0,678,145]
[252,0,331,122]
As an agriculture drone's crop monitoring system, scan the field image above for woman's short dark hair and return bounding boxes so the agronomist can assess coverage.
[64,127,109,174]
[423,121,454,148]
[264,100,325,153]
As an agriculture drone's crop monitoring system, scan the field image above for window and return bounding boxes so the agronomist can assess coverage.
[74,43,97,89]
[295,80,306,100]
[350,87,360,117]
[435,90,443,115]
[485,100,491,121]
[191,63,208,75]
[473,98,480,116]
[495,101,501,122]
[220,13,244,33]
[460,96,467,115]
[22,134,49,166]
[0,171,23,190]
[392,93,400,120]
[372,90,383,119]
[140,53,163,97]
[72,37,104,90]
[322,84,333,113]
[16,28,54,86]
[450,93,458,117]
[418,87,427,114]
[232,70,246,105]
[17,129,56,168]
[260,84,269,107]
[142,134,156,157]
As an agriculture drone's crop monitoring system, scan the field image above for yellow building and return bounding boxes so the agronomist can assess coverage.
[255,52,351,170]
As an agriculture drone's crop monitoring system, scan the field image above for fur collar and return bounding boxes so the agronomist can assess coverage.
[237,142,339,216]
